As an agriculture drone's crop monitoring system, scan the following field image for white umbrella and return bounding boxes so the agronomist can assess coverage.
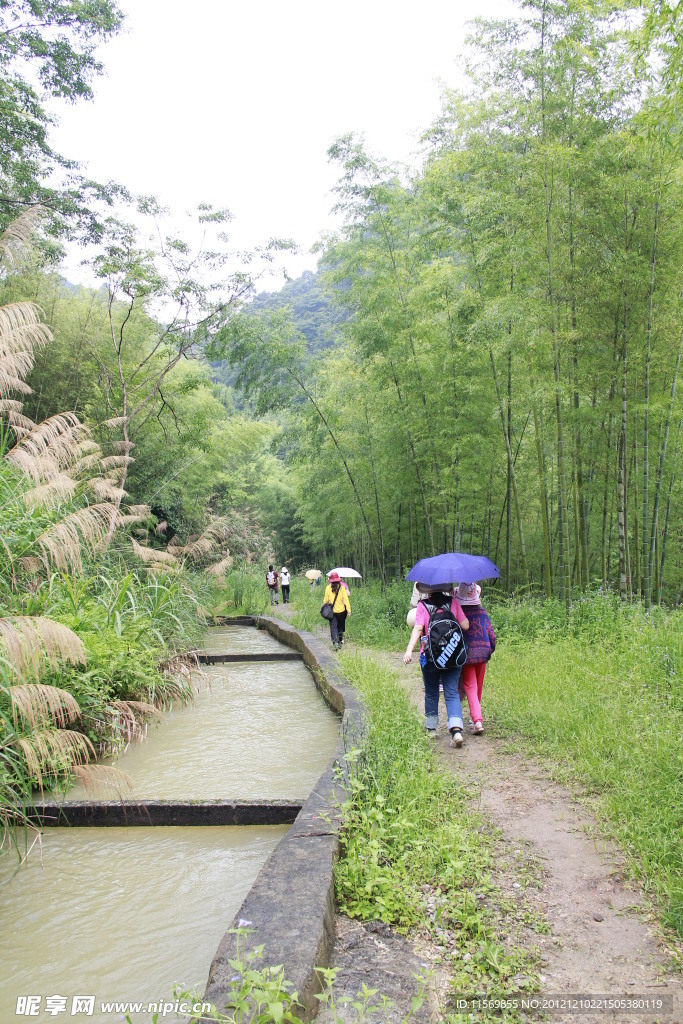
[327,567,362,578]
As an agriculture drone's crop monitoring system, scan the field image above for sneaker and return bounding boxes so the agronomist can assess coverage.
[473,721,484,735]
[426,728,437,739]
[449,729,464,748]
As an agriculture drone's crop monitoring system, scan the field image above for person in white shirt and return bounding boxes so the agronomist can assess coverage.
[280,566,291,603]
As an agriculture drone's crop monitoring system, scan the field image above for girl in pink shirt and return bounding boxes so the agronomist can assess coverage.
[403,584,469,747]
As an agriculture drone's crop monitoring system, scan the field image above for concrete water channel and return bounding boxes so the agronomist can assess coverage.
[1,620,345,1023]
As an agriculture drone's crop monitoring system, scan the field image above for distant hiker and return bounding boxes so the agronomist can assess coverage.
[323,570,351,650]
[309,571,322,590]
[266,564,279,605]
[456,583,496,735]
[280,566,291,603]
[403,583,469,747]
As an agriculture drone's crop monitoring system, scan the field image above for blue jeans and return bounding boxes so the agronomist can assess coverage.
[420,654,463,731]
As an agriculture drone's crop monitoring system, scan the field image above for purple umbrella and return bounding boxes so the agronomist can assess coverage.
[406,552,500,587]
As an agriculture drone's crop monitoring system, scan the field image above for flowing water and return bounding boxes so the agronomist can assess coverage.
[66,659,339,801]
[200,625,287,655]
[3,626,340,1022]
[1,825,286,1023]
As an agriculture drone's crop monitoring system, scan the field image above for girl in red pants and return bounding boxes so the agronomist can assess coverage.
[456,583,496,734]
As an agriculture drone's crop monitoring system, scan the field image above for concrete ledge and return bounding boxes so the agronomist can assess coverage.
[209,615,257,626]
[31,799,303,828]
[196,651,303,664]
[205,616,366,1021]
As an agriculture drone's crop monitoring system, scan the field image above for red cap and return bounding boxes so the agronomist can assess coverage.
[328,571,341,583]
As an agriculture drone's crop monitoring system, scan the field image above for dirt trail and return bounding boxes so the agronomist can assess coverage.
[269,614,682,1021]
[355,652,682,1023]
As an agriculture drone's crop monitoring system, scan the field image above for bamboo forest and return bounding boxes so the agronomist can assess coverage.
[1,1,682,1022]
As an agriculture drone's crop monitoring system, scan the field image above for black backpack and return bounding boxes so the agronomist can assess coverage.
[422,595,467,670]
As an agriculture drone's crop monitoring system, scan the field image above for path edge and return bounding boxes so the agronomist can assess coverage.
[204,615,366,1021]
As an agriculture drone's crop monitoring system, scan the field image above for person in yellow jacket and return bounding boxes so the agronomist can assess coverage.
[324,571,351,650]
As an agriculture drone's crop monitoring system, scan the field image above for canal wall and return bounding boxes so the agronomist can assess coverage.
[204,615,366,1021]
[30,798,302,828]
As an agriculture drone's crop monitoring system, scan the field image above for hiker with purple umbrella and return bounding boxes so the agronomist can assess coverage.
[403,553,500,748]
[403,582,470,748]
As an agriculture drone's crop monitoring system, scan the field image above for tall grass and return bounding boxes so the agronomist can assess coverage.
[0,215,226,839]
[222,567,270,615]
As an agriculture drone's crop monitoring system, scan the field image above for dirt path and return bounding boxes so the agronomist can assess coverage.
[340,647,681,1022]
[267,615,681,1021]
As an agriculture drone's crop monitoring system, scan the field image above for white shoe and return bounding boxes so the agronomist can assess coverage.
[473,721,484,735]
[426,728,437,739]
[449,729,463,748]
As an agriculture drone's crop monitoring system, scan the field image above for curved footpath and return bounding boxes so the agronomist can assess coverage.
[204,616,366,1020]
[205,617,681,1024]
[389,652,683,1024]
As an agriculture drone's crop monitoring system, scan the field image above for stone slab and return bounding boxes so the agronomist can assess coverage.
[209,615,257,626]
[30,799,303,828]
[196,651,303,663]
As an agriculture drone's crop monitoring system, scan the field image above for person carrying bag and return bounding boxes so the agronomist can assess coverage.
[321,571,351,650]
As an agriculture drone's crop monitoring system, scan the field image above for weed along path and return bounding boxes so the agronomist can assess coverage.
[378,649,683,1023]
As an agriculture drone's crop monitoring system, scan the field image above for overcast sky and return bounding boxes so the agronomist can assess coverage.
[52,0,514,289]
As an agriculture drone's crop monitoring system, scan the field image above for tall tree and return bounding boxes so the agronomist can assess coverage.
[0,0,125,235]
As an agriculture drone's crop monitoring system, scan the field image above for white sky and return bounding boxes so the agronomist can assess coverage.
[52,0,515,290]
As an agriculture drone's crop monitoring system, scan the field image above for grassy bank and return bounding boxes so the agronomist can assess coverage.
[484,596,683,941]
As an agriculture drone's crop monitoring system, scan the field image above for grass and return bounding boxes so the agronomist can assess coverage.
[484,598,683,941]
[335,650,543,1019]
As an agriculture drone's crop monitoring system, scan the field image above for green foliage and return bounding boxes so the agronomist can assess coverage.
[0,270,288,544]
[249,269,350,354]
[216,0,683,605]
[221,567,270,616]
[0,0,126,240]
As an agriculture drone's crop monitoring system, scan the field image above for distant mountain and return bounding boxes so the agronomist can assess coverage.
[249,269,349,353]
[211,268,352,401]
